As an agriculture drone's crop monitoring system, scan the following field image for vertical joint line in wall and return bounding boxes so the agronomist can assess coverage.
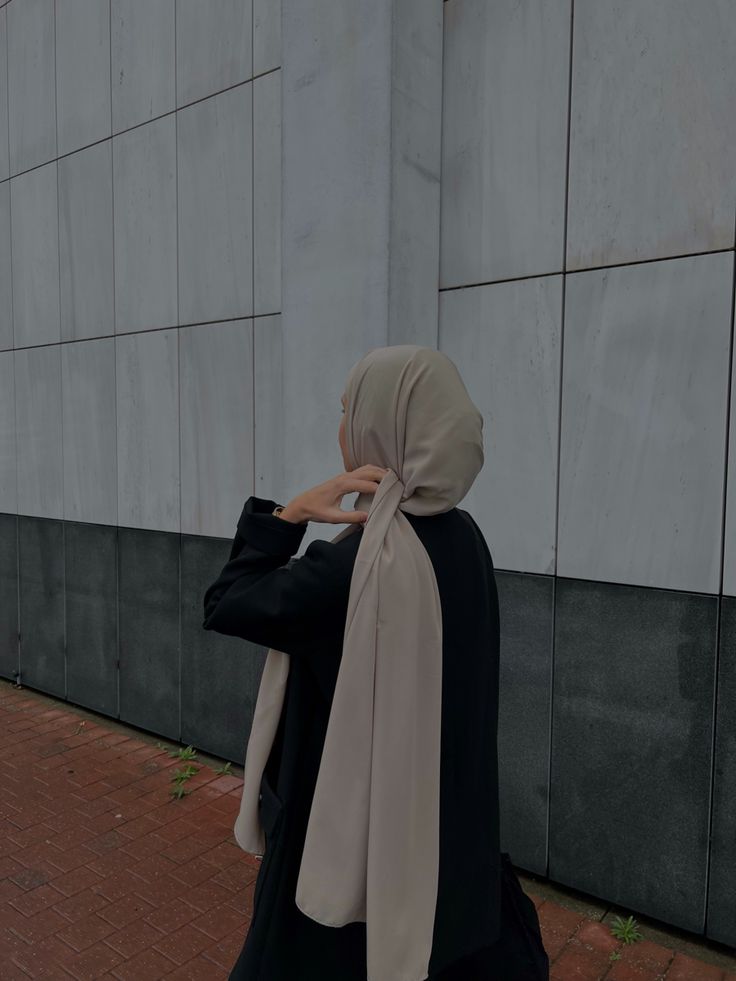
[55,0,62,519]
[5,0,19,682]
[561,0,574,276]
[703,209,736,932]
[61,353,67,699]
[387,0,395,344]
[436,1,444,350]
[716,214,736,600]
[53,0,67,700]
[109,0,120,718]
[115,524,120,720]
[5,3,13,353]
[15,514,19,683]
[53,0,58,162]
[546,0,576,878]
[174,0,179,339]
[174,0,183,742]
[547,271,566,877]
[251,0,256,497]
[178,529,182,741]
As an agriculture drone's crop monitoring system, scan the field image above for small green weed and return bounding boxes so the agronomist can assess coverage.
[609,914,643,945]
[169,761,200,799]
[162,744,234,800]
[171,764,198,784]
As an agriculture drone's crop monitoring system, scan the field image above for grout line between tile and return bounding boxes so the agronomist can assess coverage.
[703,205,736,936]
[546,0,576,882]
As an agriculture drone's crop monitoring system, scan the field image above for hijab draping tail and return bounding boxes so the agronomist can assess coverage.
[233,345,484,981]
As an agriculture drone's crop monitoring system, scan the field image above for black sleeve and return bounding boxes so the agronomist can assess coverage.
[201,495,355,658]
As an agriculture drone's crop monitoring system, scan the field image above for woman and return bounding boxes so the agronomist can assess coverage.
[202,345,548,980]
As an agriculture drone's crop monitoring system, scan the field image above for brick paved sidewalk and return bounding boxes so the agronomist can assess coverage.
[1,681,734,981]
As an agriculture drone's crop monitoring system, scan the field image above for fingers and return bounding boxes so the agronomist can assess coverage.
[323,506,369,524]
[353,464,390,478]
[346,466,390,486]
[342,479,384,495]
[341,466,390,495]
[342,510,370,524]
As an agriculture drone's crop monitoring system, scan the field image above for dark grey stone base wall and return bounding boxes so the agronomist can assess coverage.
[0,512,266,766]
[551,580,716,935]
[1,510,734,948]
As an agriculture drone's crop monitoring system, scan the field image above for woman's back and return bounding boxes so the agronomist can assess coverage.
[301,506,504,975]
[401,507,502,974]
[220,502,504,980]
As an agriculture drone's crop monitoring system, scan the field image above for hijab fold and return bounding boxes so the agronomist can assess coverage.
[233,345,484,981]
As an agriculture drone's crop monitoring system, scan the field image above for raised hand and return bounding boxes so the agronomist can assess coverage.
[281,465,390,525]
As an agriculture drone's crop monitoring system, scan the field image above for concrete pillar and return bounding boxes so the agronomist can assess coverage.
[279,0,444,506]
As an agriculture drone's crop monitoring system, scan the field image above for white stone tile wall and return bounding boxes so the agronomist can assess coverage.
[2,0,280,539]
[1,0,735,592]
[439,0,736,595]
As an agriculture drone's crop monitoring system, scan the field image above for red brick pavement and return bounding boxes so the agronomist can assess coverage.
[1,683,734,981]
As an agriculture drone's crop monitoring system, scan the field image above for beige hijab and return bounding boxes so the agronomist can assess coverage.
[234,345,484,981]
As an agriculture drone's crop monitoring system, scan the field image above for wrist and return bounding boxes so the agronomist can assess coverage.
[275,501,308,525]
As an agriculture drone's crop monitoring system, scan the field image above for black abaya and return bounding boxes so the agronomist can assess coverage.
[202,495,548,980]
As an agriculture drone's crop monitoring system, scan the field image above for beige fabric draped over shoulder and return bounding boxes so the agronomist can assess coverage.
[233,344,484,981]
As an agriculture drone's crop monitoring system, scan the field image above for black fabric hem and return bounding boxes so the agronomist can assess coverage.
[236,495,309,554]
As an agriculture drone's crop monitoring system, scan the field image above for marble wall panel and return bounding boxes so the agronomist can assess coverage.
[61,337,118,526]
[55,0,111,156]
[559,252,732,594]
[111,0,175,134]
[58,140,115,342]
[177,84,253,326]
[15,344,63,519]
[440,0,569,286]
[10,161,60,347]
[567,0,736,269]
[113,115,177,333]
[176,0,252,107]
[179,319,254,538]
[7,0,55,174]
[439,275,563,575]
[253,70,281,316]
[116,328,179,532]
